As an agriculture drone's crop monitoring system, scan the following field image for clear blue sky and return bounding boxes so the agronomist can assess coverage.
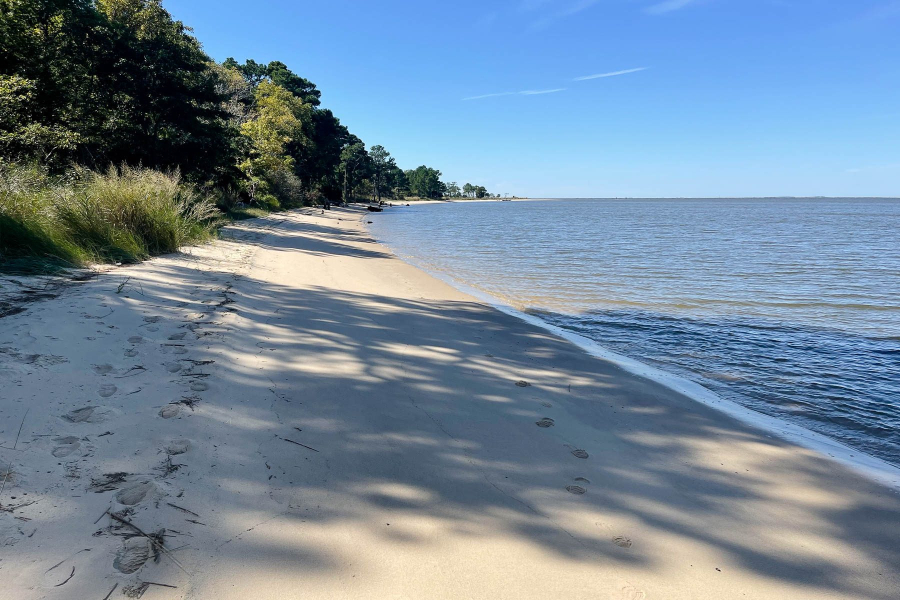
[165,0,899,198]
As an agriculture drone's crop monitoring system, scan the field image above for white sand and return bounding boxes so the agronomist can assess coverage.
[1,206,898,599]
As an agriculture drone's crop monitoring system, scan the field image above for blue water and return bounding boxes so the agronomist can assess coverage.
[368,198,900,466]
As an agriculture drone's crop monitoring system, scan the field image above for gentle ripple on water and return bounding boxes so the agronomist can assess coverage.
[369,198,900,466]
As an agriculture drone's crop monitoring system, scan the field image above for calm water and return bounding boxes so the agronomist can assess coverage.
[369,199,900,466]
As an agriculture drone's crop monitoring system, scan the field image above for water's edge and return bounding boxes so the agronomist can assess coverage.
[364,213,900,493]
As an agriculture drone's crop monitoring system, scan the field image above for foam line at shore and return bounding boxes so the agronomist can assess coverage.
[367,218,900,493]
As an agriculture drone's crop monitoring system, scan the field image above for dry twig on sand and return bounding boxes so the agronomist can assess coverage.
[0,409,29,501]
[54,566,75,587]
[282,437,319,453]
[166,502,199,517]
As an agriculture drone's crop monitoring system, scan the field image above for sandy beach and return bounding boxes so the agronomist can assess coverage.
[1,206,898,600]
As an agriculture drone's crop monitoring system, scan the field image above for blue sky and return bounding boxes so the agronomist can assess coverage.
[165,0,900,197]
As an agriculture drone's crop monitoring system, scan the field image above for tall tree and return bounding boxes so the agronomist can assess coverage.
[0,0,101,165]
[368,145,396,202]
[407,166,444,199]
[267,61,321,107]
[239,80,310,205]
[339,139,369,204]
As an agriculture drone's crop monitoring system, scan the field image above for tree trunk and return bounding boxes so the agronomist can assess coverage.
[343,167,350,204]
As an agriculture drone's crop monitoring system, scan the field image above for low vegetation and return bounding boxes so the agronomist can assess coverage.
[0,164,216,272]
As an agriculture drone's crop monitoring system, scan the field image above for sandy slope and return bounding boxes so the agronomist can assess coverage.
[1,207,898,600]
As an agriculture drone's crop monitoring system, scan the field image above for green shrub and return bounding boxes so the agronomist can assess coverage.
[58,166,218,262]
[0,163,218,271]
[0,163,86,270]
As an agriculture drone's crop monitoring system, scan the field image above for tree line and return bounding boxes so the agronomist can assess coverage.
[0,0,495,209]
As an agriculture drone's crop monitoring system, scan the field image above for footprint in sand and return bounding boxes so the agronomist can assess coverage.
[146,325,159,332]
[128,336,143,344]
[171,347,188,355]
[535,417,555,428]
[114,537,151,573]
[541,401,553,408]
[63,406,105,423]
[613,535,633,549]
[190,381,209,392]
[159,404,181,419]
[93,364,114,375]
[565,485,586,495]
[168,332,186,341]
[620,586,645,600]
[515,380,530,387]
[51,436,81,457]
[124,348,139,357]
[98,384,117,398]
[143,316,161,324]
[571,449,589,459]
[115,480,158,505]
[165,439,190,455]
[165,362,183,373]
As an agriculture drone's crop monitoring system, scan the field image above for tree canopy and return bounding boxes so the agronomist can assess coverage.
[0,0,492,207]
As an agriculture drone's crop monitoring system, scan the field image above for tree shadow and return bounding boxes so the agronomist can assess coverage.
[5,209,900,598]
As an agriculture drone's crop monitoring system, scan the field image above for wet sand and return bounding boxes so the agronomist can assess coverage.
[1,206,898,599]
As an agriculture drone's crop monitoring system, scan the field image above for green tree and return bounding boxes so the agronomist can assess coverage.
[301,108,351,200]
[387,164,408,198]
[0,0,102,166]
[407,166,444,199]
[369,145,397,202]
[339,139,370,204]
[239,80,310,206]
[91,0,237,181]
[0,74,80,163]
[267,61,321,107]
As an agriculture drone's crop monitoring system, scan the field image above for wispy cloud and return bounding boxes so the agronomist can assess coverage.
[560,0,603,17]
[530,0,602,30]
[645,0,700,15]
[520,88,567,95]
[573,67,648,81]
[463,88,567,101]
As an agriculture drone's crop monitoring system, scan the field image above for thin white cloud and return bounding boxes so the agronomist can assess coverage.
[645,0,699,15]
[560,0,603,17]
[462,92,518,101]
[520,88,567,95]
[463,88,567,101]
[573,67,648,81]
[530,0,602,30]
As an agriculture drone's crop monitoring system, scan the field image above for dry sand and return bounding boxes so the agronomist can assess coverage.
[1,206,898,599]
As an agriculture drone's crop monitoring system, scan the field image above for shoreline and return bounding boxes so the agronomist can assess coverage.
[2,206,899,599]
[366,215,900,491]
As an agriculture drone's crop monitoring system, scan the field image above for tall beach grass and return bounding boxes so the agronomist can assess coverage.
[0,164,218,272]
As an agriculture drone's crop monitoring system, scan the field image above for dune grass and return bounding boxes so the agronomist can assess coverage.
[0,164,218,273]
